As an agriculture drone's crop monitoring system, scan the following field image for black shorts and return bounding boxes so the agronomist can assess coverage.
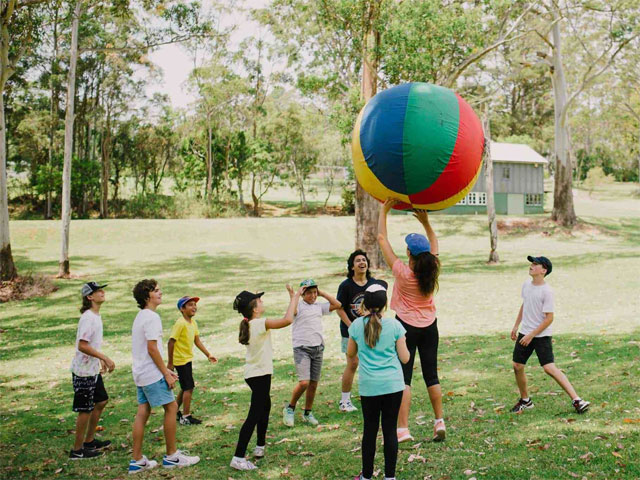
[396,316,440,388]
[175,362,195,391]
[72,373,108,412]
[512,334,554,366]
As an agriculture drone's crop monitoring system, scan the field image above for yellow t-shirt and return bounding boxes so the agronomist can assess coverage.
[169,317,199,366]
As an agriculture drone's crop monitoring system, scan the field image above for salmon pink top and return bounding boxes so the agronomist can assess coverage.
[390,259,436,327]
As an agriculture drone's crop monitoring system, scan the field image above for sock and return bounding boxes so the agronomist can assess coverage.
[384,478,396,480]
[304,409,311,416]
[341,392,351,403]
[434,418,443,425]
[288,404,295,410]
[522,397,530,402]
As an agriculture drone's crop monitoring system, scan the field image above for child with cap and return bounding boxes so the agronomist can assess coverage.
[510,256,590,414]
[167,295,217,426]
[129,279,199,474]
[230,287,302,471]
[283,279,341,427]
[69,282,115,460]
[347,284,409,480]
[378,199,445,443]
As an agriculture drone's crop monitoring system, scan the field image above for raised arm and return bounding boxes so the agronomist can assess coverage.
[318,289,342,312]
[413,209,438,256]
[266,286,304,330]
[377,198,399,268]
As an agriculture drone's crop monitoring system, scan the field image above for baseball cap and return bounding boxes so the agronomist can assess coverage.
[405,233,431,256]
[233,291,264,312]
[364,283,387,309]
[81,282,107,297]
[177,296,200,310]
[527,255,552,276]
[299,279,318,290]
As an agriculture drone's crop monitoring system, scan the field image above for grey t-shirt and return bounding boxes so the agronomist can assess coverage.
[291,299,331,347]
[519,281,554,337]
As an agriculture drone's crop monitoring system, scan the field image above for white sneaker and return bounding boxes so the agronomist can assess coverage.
[128,455,158,474]
[253,445,265,458]
[339,400,358,412]
[283,406,295,427]
[162,450,200,468]
[302,412,319,426]
[230,456,258,470]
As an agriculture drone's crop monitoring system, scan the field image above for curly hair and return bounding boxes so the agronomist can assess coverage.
[132,279,157,310]
[347,249,372,279]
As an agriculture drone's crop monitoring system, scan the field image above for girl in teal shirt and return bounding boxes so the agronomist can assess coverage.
[347,285,409,480]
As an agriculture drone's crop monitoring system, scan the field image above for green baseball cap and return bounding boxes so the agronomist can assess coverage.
[299,278,318,289]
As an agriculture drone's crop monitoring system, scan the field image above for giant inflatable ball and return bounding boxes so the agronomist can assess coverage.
[352,82,485,210]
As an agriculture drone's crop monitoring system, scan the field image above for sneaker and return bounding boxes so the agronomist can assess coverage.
[397,429,414,443]
[253,445,265,458]
[230,456,257,471]
[302,411,319,426]
[180,414,202,425]
[69,448,103,460]
[162,449,200,469]
[510,398,534,413]
[432,419,446,442]
[83,438,112,450]
[283,406,295,427]
[128,455,158,474]
[339,400,358,412]
[573,399,590,414]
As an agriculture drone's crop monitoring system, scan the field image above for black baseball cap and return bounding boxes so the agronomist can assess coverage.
[81,282,107,297]
[527,256,552,276]
[233,291,264,312]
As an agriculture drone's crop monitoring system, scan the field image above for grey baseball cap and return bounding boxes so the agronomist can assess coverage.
[82,282,108,297]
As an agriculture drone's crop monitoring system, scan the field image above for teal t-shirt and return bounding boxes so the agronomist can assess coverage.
[348,316,406,397]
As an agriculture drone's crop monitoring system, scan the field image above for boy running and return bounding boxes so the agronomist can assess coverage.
[69,282,114,460]
[510,256,590,414]
[167,295,217,426]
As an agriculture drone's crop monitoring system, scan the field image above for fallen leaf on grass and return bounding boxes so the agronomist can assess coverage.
[407,454,426,463]
[463,469,477,475]
[579,452,594,462]
[611,451,623,458]
[54,468,63,474]
[623,418,640,423]
[275,437,295,444]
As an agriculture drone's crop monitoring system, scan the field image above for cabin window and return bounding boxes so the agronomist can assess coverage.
[502,167,511,179]
[525,194,542,206]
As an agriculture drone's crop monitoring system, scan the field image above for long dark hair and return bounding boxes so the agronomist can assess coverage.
[410,252,440,296]
[347,249,372,279]
[237,299,258,345]
[80,296,92,313]
[363,290,387,348]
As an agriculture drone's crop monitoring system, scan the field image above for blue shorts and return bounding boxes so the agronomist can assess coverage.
[136,378,175,408]
[341,337,349,354]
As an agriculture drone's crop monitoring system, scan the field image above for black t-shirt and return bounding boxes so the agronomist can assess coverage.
[336,277,389,338]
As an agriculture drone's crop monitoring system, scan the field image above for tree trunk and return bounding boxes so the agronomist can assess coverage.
[58,0,81,278]
[549,7,577,227]
[355,1,383,268]
[46,5,60,220]
[236,173,246,211]
[0,92,17,281]
[251,173,260,216]
[206,117,212,200]
[483,112,499,263]
[100,106,111,218]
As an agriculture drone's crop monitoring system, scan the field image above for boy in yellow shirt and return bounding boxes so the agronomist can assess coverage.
[167,296,217,425]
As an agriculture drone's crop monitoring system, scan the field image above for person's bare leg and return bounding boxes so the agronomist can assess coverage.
[427,384,443,419]
[132,403,151,461]
[182,389,193,415]
[73,412,90,450]
[163,401,178,456]
[176,390,183,410]
[304,381,318,410]
[513,362,528,398]
[84,400,107,443]
[542,363,578,400]
[289,381,309,407]
[341,355,358,393]
[397,386,411,429]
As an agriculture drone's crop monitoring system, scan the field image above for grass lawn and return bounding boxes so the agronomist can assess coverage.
[1,184,639,479]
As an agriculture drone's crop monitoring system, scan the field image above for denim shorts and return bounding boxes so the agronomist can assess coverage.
[341,337,349,354]
[136,377,175,407]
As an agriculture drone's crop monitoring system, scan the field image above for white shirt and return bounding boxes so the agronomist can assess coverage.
[291,300,331,347]
[520,281,555,337]
[244,318,273,379]
[70,310,103,377]
[131,309,164,387]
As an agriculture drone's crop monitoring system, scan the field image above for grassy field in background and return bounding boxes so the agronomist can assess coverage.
[1,183,639,479]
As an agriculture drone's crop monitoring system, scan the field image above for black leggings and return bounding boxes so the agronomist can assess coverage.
[360,391,403,479]
[234,374,271,458]
[397,316,439,387]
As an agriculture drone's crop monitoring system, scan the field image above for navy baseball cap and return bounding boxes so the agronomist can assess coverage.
[405,233,431,256]
[177,296,200,310]
[527,256,552,276]
[81,282,107,297]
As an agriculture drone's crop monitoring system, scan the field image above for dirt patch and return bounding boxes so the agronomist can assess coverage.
[0,275,58,303]
[497,217,607,237]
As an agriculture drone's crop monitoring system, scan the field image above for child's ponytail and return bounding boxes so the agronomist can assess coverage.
[364,309,383,348]
[239,318,250,345]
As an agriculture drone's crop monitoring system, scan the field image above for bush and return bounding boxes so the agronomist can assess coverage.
[583,166,614,195]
